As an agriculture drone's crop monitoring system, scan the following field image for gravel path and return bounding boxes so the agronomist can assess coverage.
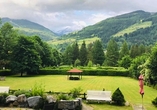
[132,104,146,110]
[82,103,93,110]
[0,103,93,110]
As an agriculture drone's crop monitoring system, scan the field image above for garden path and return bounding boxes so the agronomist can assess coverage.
[132,104,146,110]
[82,103,93,110]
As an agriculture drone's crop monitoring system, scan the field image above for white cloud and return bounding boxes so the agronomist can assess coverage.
[89,13,112,24]
[0,0,157,32]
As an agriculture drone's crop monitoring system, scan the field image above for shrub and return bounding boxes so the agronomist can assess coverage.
[74,59,81,67]
[31,82,45,97]
[57,93,71,100]
[70,87,83,98]
[0,93,8,106]
[152,97,157,107]
[87,60,93,67]
[112,88,126,106]
[14,89,32,97]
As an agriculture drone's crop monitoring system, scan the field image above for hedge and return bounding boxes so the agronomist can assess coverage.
[0,70,13,76]
[0,68,129,77]
[38,69,129,76]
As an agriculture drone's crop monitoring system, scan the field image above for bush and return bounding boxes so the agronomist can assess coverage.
[31,82,45,97]
[14,89,32,97]
[0,93,8,106]
[87,60,93,67]
[0,70,13,76]
[70,87,83,98]
[152,97,157,107]
[112,88,126,106]
[57,93,71,100]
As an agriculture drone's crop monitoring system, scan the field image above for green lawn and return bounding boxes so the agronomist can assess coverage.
[1,75,157,110]
[113,21,152,37]
[47,37,100,47]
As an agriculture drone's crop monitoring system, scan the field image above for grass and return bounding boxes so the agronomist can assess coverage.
[47,37,100,47]
[113,21,152,37]
[1,75,157,110]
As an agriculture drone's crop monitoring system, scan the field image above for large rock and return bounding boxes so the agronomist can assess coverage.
[46,95,56,103]
[58,99,82,110]
[27,96,42,108]
[6,95,17,103]
[17,94,28,107]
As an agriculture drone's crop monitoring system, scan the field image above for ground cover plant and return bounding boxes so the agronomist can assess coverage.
[1,75,157,110]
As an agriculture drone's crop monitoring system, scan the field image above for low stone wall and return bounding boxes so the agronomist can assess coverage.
[0,94,82,110]
[58,98,82,110]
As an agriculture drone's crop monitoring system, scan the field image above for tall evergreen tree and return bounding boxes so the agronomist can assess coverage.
[92,40,105,65]
[63,45,73,65]
[87,43,93,62]
[71,42,79,65]
[106,39,119,66]
[138,44,146,55]
[119,41,129,59]
[130,44,139,58]
[79,41,88,66]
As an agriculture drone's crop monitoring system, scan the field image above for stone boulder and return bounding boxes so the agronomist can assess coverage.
[46,95,56,103]
[17,94,28,107]
[58,98,82,110]
[27,96,43,108]
[6,95,17,103]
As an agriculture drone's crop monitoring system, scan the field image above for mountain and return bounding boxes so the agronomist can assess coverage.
[62,10,157,48]
[55,27,75,36]
[0,17,58,41]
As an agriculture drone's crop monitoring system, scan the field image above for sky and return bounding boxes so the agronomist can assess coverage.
[0,0,157,32]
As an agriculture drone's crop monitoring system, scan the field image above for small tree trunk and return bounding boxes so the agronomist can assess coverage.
[20,72,23,77]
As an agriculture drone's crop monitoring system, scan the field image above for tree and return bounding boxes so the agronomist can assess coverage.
[118,55,132,69]
[74,59,81,67]
[11,36,41,76]
[119,41,129,60]
[130,44,140,58]
[79,41,87,66]
[147,43,157,85]
[71,42,79,65]
[87,43,93,62]
[92,40,105,65]
[41,42,57,67]
[0,22,18,68]
[128,54,148,79]
[112,88,126,106]
[87,60,93,67]
[106,39,119,66]
[52,49,62,66]
[63,45,73,65]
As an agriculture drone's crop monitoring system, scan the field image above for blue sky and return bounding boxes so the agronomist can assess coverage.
[0,0,157,32]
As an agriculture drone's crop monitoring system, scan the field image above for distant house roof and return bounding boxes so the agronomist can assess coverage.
[67,68,83,73]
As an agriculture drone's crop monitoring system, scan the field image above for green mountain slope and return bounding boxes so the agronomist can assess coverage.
[113,21,152,37]
[63,10,155,48]
[1,18,58,41]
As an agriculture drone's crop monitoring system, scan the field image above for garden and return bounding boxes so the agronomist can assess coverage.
[0,75,157,110]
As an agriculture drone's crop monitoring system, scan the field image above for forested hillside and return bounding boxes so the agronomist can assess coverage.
[0,17,58,41]
[63,10,157,48]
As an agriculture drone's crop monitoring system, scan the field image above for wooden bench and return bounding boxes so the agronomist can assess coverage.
[86,90,112,102]
[0,86,10,93]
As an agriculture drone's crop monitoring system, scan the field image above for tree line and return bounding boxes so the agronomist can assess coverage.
[0,21,157,87]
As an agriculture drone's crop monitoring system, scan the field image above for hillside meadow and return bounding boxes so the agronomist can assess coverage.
[1,75,157,110]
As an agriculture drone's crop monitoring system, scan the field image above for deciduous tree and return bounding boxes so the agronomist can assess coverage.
[11,36,41,76]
